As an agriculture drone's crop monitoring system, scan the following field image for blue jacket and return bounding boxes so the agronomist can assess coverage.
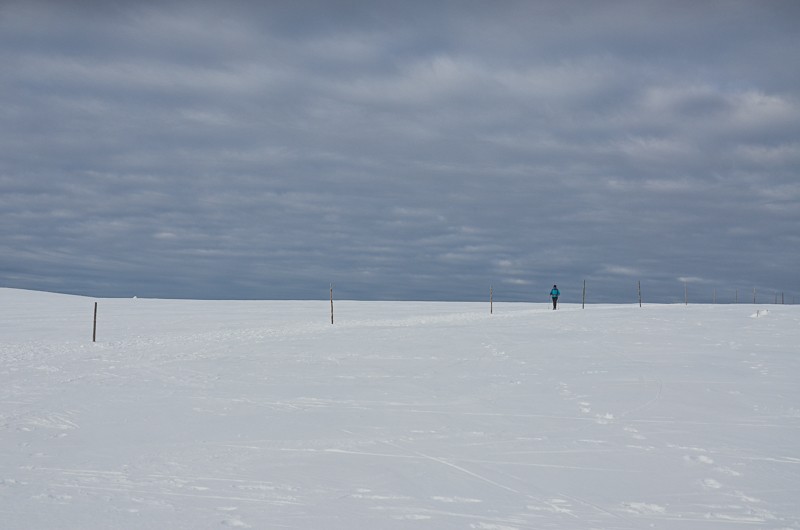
[550,288,560,298]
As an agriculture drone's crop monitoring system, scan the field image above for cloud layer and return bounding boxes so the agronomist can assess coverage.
[2,1,798,302]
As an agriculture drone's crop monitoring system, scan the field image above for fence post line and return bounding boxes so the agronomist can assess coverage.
[92,302,98,343]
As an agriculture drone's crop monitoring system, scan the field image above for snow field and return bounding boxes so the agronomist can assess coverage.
[1,289,799,529]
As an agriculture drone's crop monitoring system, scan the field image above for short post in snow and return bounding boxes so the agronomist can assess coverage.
[638,281,642,307]
[330,284,334,325]
[684,282,688,305]
[490,285,493,315]
[92,302,98,343]
[582,279,586,309]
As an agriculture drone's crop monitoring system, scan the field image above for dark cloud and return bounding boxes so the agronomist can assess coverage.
[1,0,798,302]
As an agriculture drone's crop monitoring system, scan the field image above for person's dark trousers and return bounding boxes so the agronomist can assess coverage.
[552,298,558,310]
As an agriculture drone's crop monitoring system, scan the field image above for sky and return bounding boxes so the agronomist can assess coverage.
[1,0,798,303]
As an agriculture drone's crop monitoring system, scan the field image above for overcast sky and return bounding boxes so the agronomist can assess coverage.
[2,1,798,303]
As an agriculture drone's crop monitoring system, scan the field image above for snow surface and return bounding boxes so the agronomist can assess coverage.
[2,288,799,529]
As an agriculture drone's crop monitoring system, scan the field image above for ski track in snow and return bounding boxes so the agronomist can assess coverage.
[1,289,799,529]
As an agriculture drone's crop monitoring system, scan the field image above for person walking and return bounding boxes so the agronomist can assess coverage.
[550,284,560,310]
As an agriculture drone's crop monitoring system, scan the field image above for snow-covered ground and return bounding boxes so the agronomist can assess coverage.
[2,288,799,529]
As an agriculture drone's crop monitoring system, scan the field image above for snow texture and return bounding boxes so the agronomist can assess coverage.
[2,288,799,529]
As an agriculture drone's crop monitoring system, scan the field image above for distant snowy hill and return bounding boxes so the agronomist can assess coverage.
[2,289,799,529]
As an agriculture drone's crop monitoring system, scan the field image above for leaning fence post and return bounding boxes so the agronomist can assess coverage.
[92,302,98,343]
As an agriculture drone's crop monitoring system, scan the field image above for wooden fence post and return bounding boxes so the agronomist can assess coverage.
[582,279,586,309]
[638,281,642,307]
[92,302,98,343]
[330,284,334,325]
[490,285,493,315]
